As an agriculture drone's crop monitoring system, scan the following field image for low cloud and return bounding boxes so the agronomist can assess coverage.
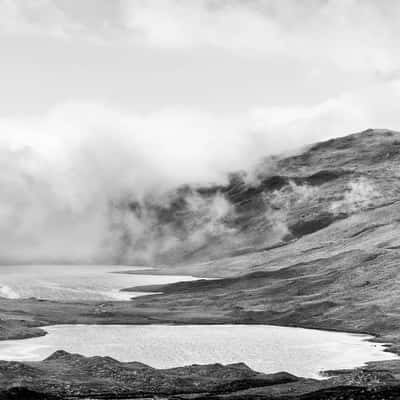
[0,79,399,263]
[1,1,400,264]
[330,178,383,215]
[109,191,236,264]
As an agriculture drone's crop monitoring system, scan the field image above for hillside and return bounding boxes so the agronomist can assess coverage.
[2,129,400,399]
[120,129,400,347]
[120,128,400,267]
[6,129,399,341]
[3,129,400,339]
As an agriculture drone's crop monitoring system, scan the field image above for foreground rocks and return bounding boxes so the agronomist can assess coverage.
[0,350,303,399]
[1,351,400,399]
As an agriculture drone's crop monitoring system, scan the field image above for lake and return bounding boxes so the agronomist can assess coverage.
[0,265,396,378]
[0,324,396,378]
[0,264,198,301]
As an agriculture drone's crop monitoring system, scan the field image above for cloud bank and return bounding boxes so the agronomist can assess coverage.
[1,1,400,263]
[0,78,398,264]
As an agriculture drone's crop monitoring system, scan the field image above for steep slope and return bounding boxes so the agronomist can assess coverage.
[119,129,400,266]
[2,129,400,398]
[117,129,400,350]
[2,129,400,339]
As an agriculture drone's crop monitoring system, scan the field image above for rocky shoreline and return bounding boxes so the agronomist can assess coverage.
[0,294,399,399]
[0,347,399,400]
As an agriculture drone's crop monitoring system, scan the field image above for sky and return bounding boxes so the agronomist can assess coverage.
[1,0,400,263]
[0,0,399,116]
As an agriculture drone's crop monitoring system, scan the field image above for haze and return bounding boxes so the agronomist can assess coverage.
[1,0,400,263]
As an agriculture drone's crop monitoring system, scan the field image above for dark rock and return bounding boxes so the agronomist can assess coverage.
[0,352,301,399]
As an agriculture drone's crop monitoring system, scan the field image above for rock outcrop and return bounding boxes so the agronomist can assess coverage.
[0,351,301,399]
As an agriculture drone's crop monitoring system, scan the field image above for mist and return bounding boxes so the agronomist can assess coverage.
[0,82,399,264]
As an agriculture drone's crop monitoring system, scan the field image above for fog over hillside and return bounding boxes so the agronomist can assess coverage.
[2,1,400,264]
[0,102,400,265]
[0,118,397,265]
[4,2,400,398]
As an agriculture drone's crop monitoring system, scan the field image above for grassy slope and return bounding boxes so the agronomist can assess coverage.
[3,130,400,337]
[124,128,400,275]
[121,129,400,349]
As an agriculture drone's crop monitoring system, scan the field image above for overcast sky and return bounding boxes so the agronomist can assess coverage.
[1,0,400,263]
[1,0,399,116]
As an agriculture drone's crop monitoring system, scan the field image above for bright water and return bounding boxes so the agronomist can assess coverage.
[0,266,396,378]
[0,264,197,300]
[0,324,396,378]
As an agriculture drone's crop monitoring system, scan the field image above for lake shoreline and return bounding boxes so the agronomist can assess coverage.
[0,267,400,399]
[0,311,400,399]
[1,266,400,357]
[2,323,389,379]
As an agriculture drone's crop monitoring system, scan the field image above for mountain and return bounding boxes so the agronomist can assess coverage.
[119,128,400,267]
[2,129,400,339]
[3,129,400,399]
[121,129,400,348]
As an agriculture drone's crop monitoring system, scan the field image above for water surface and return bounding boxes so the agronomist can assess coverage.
[0,265,197,301]
[0,324,396,378]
